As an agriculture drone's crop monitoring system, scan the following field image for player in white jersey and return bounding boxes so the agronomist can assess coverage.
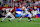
[1,8,15,22]
[32,6,38,21]
[17,6,32,22]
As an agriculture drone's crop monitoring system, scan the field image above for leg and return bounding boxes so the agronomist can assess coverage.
[33,11,35,21]
[33,17,35,21]
[28,17,32,22]
[18,15,22,22]
[28,13,32,22]
[9,13,15,21]
[1,14,8,22]
[33,14,35,21]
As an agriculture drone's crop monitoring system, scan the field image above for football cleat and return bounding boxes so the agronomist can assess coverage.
[28,20,31,22]
[18,20,20,22]
[1,21,3,22]
[9,20,11,22]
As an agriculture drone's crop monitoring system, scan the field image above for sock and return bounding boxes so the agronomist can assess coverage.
[28,17,32,21]
[2,16,7,21]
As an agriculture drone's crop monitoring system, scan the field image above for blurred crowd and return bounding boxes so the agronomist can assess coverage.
[14,0,40,7]
[0,0,40,7]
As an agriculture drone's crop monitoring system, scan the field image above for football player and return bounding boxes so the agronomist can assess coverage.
[1,8,15,22]
[18,6,32,22]
[32,6,38,21]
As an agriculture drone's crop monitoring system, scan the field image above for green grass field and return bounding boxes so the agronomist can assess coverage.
[0,18,40,27]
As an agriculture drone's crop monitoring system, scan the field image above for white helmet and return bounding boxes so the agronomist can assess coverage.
[22,6,26,9]
[34,6,37,9]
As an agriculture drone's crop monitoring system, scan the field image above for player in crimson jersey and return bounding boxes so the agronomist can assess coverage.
[27,6,32,22]
[1,8,15,22]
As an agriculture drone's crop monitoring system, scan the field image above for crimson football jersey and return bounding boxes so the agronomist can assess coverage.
[9,8,15,13]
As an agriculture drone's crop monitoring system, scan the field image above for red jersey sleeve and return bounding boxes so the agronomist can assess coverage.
[29,9,32,12]
[9,9,15,13]
[11,9,15,13]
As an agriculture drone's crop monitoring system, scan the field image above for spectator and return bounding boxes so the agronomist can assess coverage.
[0,2,1,5]
[23,1,26,7]
[0,2,1,7]
[0,10,2,18]
[4,4,8,7]
[26,1,30,6]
